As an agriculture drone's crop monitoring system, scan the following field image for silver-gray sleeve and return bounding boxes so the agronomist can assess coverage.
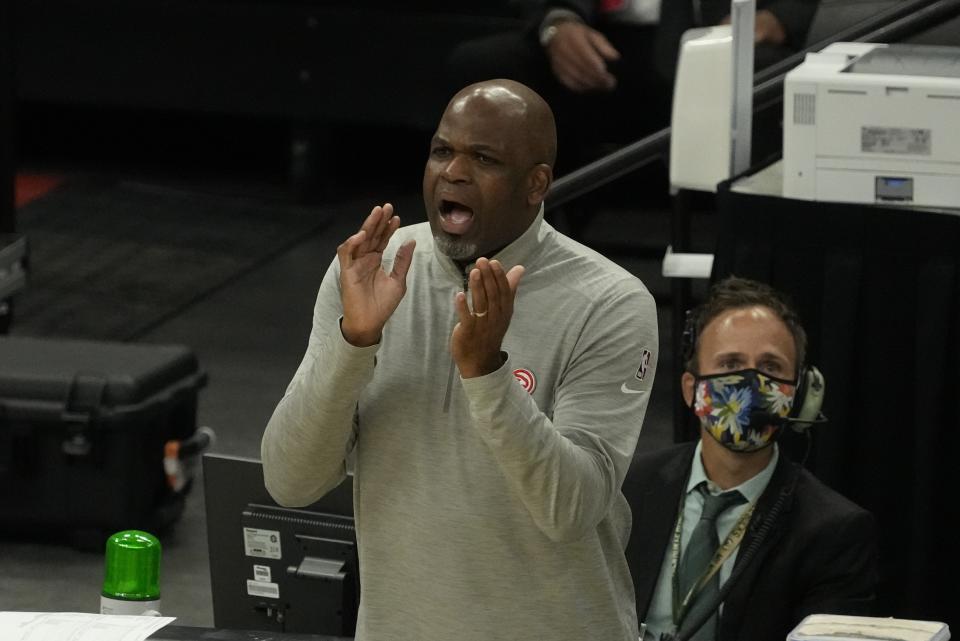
[261,256,377,507]
[460,279,658,542]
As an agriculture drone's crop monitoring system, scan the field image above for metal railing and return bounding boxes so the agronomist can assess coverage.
[546,0,960,210]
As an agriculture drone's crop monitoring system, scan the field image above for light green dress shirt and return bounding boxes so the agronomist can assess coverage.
[642,441,779,640]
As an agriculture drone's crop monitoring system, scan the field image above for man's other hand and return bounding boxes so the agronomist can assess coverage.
[451,258,525,378]
[546,21,620,93]
[754,10,787,44]
[338,203,416,347]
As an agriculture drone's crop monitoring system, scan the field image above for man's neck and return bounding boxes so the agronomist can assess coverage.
[455,245,506,273]
[699,433,775,490]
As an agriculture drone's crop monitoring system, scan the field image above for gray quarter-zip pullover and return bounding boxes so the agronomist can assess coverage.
[262,211,659,641]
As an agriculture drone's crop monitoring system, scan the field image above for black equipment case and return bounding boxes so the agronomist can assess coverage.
[0,336,208,545]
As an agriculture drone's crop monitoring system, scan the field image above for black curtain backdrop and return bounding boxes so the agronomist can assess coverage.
[1,0,14,233]
[713,179,959,628]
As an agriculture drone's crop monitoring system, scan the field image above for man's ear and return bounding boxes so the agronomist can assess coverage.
[527,164,553,207]
[681,371,697,407]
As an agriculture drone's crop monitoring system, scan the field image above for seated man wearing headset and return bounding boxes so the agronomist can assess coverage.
[624,276,878,641]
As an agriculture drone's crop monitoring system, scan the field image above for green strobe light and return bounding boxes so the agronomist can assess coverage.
[100,530,162,615]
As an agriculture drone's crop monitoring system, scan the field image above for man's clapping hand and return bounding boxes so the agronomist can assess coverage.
[450,258,525,378]
[338,203,416,347]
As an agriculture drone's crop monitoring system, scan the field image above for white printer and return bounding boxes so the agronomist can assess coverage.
[783,42,960,208]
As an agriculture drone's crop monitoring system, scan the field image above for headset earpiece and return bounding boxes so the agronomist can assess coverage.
[790,365,825,431]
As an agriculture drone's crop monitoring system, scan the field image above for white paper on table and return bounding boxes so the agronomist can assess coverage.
[788,614,950,641]
[0,611,176,641]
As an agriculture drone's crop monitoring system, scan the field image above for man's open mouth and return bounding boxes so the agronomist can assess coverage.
[438,199,475,235]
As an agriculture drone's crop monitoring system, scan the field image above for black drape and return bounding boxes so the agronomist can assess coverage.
[1,0,14,233]
[713,178,959,627]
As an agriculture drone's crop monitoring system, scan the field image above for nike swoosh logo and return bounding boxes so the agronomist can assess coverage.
[621,383,645,394]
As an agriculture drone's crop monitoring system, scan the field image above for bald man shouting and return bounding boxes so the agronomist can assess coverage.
[262,80,659,641]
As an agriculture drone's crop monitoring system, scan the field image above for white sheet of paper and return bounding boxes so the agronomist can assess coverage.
[0,611,176,641]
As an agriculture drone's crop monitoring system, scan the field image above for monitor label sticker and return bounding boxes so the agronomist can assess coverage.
[243,527,282,559]
[246,579,280,599]
[253,564,272,583]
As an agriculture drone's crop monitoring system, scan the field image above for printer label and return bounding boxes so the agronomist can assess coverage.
[862,126,931,156]
[243,527,282,559]
[246,579,280,599]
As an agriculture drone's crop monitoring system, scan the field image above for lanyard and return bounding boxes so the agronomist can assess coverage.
[670,490,756,628]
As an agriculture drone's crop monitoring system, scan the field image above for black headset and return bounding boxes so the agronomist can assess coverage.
[680,309,826,431]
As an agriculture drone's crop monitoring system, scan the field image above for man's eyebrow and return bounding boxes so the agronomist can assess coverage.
[756,350,789,362]
[429,137,508,157]
[469,144,504,155]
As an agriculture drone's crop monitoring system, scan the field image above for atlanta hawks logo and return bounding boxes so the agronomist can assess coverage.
[513,368,537,394]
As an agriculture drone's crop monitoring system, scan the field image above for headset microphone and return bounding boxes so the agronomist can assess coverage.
[747,409,790,431]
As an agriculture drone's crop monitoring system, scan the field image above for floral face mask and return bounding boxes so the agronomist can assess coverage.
[692,369,797,452]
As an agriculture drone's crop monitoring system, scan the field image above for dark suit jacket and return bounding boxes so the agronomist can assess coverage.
[539,0,819,80]
[622,442,878,641]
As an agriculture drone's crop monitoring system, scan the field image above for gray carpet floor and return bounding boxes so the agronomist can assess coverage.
[13,178,334,341]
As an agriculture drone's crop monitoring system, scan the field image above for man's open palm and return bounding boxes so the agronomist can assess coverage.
[338,203,416,347]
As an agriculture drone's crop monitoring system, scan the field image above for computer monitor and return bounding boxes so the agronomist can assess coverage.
[203,453,358,637]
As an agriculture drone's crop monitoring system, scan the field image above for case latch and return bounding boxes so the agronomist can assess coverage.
[61,373,108,457]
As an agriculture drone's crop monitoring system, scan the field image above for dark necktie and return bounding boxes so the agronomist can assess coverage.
[677,485,745,641]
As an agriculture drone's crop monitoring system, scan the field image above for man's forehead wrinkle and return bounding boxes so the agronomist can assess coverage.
[712,349,786,360]
[433,127,509,153]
